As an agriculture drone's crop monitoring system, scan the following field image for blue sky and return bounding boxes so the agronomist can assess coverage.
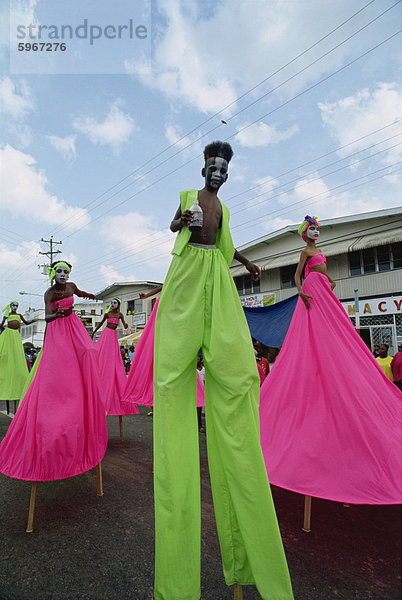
[1,0,401,311]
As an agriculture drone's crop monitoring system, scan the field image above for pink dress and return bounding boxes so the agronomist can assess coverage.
[0,296,108,481]
[259,253,402,505]
[95,319,139,416]
[121,299,205,407]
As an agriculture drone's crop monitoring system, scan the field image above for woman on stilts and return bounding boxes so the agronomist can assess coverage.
[259,216,402,505]
[0,260,108,487]
[0,301,35,410]
[92,297,139,419]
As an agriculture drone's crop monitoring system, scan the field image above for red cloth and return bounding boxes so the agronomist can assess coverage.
[260,357,270,375]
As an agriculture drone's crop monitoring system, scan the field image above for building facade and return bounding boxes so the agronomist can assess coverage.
[230,208,402,354]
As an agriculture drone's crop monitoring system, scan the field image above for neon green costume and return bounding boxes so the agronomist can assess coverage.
[0,316,28,401]
[153,190,293,600]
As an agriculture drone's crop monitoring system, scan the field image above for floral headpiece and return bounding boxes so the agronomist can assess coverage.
[298,215,320,241]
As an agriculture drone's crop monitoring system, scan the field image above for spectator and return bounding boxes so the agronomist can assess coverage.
[120,348,131,375]
[391,345,402,391]
[255,348,265,386]
[376,344,393,380]
[372,344,380,358]
[128,345,135,361]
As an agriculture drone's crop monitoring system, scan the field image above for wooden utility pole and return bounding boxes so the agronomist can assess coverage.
[39,236,62,277]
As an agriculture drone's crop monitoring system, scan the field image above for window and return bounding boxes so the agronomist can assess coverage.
[91,309,96,315]
[280,264,297,289]
[127,298,143,314]
[233,274,260,295]
[392,243,402,269]
[348,244,401,276]
[81,309,86,315]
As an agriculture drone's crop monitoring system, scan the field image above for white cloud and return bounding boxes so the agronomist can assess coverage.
[129,0,359,114]
[73,99,136,155]
[318,82,402,168]
[236,122,299,148]
[99,212,175,273]
[99,265,134,286]
[47,134,77,162]
[0,145,90,229]
[0,77,34,119]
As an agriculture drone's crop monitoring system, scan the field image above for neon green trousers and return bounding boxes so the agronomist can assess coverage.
[154,244,293,600]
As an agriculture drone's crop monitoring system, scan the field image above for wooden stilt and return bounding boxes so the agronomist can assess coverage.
[26,482,38,533]
[233,584,243,600]
[96,462,104,497]
[119,415,123,442]
[14,400,17,414]
[302,495,312,532]
[6,401,10,414]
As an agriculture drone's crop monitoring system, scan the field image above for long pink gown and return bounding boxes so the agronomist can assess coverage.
[95,320,139,416]
[259,253,402,505]
[0,296,108,481]
[121,299,205,407]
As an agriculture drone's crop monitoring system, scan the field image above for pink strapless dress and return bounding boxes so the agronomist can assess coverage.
[121,299,205,407]
[259,253,402,505]
[0,296,108,481]
[95,325,139,416]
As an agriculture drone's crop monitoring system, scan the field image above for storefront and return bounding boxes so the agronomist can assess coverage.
[342,295,402,355]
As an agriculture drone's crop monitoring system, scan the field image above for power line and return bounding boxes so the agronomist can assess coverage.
[49,1,397,237]
[74,162,402,288]
[64,131,402,280]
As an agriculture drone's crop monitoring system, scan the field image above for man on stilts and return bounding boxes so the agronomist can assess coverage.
[153,141,294,600]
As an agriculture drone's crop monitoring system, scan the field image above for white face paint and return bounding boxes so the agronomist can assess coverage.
[205,157,228,190]
[111,299,119,310]
[10,302,18,312]
[54,266,70,284]
[306,225,319,240]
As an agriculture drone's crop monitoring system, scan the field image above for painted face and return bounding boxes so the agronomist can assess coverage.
[54,265,70,284]
[306,225,319,240]
[10,302,18,312]
[111,299,119,310]
[205,157,228,190]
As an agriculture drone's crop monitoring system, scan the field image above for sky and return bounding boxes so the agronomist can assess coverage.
[0,0,401,312]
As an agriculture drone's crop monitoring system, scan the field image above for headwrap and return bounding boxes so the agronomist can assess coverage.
[48,261,72,282]
[2,301,19,318]
[298,215,320,241]
[106,297,121,313]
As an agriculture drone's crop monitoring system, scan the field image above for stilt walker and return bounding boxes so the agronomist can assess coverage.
[92,297,139,439]
[0,261,108,532]
[259,216,402,513]
[0,301,35,410]
[153,142,293,600]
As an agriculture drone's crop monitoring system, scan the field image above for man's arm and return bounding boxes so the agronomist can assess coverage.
[233,250,261,282]
[170,205,193,233]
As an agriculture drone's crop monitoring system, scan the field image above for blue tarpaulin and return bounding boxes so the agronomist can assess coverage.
[243,294,298,347]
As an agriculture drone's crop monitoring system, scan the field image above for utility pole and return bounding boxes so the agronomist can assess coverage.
[39,236,62,278]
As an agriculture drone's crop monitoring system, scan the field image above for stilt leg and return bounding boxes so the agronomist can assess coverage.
[96,462,104,497]
[26,482,38,533]
[119,415,123,442]
[14,400,17,414]
[6,401,10,414]
[302,495,312,532]
[234,584,243,600]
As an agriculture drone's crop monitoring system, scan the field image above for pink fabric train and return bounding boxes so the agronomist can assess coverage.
[0,296,108,481]
[95,326,139,416]
[259,257,402,505]
[121,299,205,407]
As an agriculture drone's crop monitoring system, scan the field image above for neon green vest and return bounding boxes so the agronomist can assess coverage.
[171,189,235,267]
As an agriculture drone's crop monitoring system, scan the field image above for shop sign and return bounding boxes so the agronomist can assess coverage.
[129,312,146,326]
[240,293,275,308]
[342,296,402,316]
